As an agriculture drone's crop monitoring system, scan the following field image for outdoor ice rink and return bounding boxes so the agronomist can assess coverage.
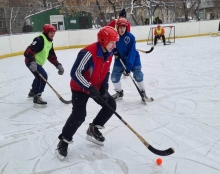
[0,36,220,174]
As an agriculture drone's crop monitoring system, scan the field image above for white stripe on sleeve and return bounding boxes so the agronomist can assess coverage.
[75,51,92,88]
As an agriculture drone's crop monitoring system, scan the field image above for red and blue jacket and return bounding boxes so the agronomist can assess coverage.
[70,42,113,93]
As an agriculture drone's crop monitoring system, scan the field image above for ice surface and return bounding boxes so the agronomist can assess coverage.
[0,36,220,174]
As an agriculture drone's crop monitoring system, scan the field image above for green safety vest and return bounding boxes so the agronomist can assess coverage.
[35,33,52,65]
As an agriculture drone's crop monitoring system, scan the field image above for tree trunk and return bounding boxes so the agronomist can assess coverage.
[96,0,107,26]
[107,0,117,19]
[43,0,47,8]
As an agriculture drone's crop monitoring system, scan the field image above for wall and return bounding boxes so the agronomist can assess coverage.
[0,20,219,59]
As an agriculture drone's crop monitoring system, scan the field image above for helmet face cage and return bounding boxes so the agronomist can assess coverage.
[98,26,119,47]
[43,24,56,33]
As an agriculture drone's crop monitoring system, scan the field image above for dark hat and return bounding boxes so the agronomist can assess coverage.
[119,9,126,18]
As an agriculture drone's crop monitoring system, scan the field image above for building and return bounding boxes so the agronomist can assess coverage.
[24,6,92,32]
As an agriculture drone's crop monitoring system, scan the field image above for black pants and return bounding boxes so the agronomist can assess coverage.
[26,64,48,94]
[59,90,116,141]
[154,35,166,45]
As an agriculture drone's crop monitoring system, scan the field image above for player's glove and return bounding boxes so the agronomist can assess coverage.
[89,86,100,99]
[100,85,109,101]
[57,64,64,75]
[29,61,37,72]
[113,48,121,60]
[123,70,130,76]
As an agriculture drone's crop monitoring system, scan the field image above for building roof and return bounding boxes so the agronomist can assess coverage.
[199,1,214,9]
[24,5,60,19]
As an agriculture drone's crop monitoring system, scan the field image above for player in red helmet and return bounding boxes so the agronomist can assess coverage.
[43,24,56,33]
[111,18,152,103]
[56,26,119,160]
[24,24,64,106]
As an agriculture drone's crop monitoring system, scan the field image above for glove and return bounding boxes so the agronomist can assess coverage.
[29,61,37,72]
[113,48,121,60]
[89,86,100,99]
[100,86,109,101]
[57,64,64,75]
[123,70,130,76]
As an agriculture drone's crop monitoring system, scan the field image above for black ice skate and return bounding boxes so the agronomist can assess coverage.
[33,93,47,106]
[140,90,154,103]
[112,90,124,100]
[28,89,34,98]
[55,139,72,161]
[86,123,105,146]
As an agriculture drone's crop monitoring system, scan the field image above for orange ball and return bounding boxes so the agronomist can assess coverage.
[156,158,162,165]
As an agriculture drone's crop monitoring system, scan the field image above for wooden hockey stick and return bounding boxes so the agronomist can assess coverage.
[137,46,154,54]
[99,97,174,156]
[37,71,72,104]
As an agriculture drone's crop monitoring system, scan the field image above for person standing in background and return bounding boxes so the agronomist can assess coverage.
[107,9,131,32]
[22,22,33,33]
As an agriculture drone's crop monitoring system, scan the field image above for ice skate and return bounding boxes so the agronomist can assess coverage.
[28,89,34,98]
[112,90,123,100]
[55,139,72,161]
[55,140,68,160]
[86,123,105,146]
[33,93,47,107]
[140,90,154,103]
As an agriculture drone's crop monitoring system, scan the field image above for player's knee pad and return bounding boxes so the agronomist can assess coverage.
[111,66,124,83]
[133,67,144,82]
[111,75,121,83]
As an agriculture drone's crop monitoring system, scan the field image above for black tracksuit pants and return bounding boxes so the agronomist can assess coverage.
[59,90,116,141]
[154,35,166,45]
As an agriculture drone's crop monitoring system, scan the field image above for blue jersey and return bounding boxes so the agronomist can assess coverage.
[114,31,141,71]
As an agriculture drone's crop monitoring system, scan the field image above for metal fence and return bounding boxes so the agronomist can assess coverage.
[0,1,219,35]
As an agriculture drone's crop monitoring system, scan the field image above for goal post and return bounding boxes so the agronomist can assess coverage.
[147,26,175,45]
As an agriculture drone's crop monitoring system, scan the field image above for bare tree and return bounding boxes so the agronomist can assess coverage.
[212,0,220,19]
[173,0,200,21]
[107,0,117,18]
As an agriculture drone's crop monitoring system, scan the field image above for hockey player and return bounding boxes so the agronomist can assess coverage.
[154,24,166,45]
[111,18,149,102]
[24,24,64,106]
[56,26,119,160]
[107,8,131,32]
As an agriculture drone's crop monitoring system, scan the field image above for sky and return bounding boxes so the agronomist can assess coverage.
[0,36,220,174]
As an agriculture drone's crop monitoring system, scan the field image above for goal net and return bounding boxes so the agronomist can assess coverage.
[147,26,175,45]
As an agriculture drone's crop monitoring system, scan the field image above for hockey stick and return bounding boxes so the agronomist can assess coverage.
[99,97,174,156]
[137,46,154,54]
[36,71,72,104]
[118,59,154,102]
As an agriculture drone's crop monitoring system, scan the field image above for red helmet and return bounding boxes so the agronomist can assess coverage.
[117,18,128,28]
[98,26,119,47]
[43,24,56,33]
